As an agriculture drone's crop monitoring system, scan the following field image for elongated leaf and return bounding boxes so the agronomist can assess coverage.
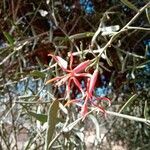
[45,99,59,150]
[30,70,46,79]
[22,105,48,123]
[26,110,62,124]
[63,117,82,132]
[3,31,15,45]
[121,0,138,12]
[28,111,47,123]
[119,94,138,113]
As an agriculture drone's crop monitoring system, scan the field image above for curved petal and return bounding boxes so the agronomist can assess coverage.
[73,60,90,73]
[75,73,91,78]
[72,77,84,97]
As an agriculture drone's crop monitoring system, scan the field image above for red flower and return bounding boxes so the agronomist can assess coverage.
[46,53,91,98]
[66,69,111,117]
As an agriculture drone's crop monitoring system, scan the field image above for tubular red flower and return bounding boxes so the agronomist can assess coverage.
[47,53,111,117]
[47,53,91,100]
[88,69,99,95]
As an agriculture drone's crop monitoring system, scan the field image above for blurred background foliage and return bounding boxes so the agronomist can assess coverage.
[0,0,150,149]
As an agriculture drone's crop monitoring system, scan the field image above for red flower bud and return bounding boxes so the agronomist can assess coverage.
[88,69,99,95]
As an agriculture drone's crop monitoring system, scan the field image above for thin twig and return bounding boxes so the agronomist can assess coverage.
[127,26,150,31]
[106,110,150,124]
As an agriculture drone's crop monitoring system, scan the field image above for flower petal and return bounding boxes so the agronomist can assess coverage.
[75,73,91,78]
[73,60,90,73]
[72,77,84,97]
[48,54,68,70]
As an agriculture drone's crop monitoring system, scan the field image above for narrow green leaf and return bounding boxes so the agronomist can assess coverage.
[22,105,48,123]
[28,111,47,123]
[63,117,82,132]
[30,70,46,79]
[45,99,59,150]
[25,109,62,124]
[3,31,15,45]
[119,94,138,113]
[121,0,138,12]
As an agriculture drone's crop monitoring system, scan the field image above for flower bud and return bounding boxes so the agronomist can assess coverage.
[88,69,99,95]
